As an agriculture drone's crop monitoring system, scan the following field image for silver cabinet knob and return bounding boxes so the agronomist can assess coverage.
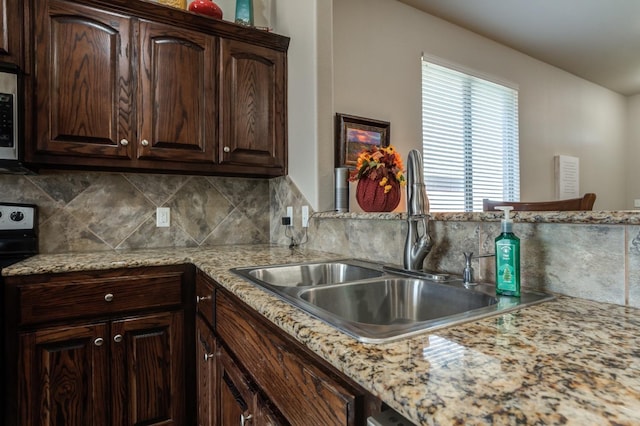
[120,139,129,146]
[113,334,123,343]
[104,293,114,302]
[94,337,104,347]
[223,146,230,153]
[141,139,149,147]
[204,353,215,361]
[196,295,212,303]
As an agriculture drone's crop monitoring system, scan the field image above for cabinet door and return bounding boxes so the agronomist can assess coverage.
[111,311,185,426]
[196,314,218,426]
[218,347,257,426]
[217,290,359,425]
[33,0,134,159]
[0,0,23,65]
[19,323,110,426]
[219,39,286,171]
[137,20,217,163]
[255,394,289,426]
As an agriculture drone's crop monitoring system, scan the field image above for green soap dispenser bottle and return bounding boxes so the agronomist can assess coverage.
[494,206,520,297]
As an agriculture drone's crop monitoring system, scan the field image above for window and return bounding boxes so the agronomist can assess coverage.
[421,58,520,212]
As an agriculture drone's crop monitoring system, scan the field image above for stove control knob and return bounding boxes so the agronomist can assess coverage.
[10,211,24,222]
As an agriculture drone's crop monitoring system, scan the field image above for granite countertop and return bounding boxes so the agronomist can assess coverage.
[4,245,640,425]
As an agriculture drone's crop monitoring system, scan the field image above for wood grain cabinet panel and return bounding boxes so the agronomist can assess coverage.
[3,265,192,426]
[18,271,183,325]
[26,0,289,176]
[111,311,185,426]
[196,314,218,426]
[216,289,373,426]
[195,268,216,327]
[220,38,286,171]
[0,0,24,66]
[33,0,134,159]
[137,20,217,164]
[19,323,110,426]
[218,346,288,426]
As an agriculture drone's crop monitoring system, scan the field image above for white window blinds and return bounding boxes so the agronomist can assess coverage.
[421,59,520,212]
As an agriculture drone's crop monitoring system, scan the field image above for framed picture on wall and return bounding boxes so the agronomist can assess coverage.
[335,113,390,168]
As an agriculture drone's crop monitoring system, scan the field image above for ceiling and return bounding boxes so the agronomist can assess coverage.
[396,0,640,96]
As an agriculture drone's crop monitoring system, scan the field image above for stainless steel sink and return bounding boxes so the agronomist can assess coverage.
[246,261,384,287]
[231,259,554,343]
[299,278,498,325]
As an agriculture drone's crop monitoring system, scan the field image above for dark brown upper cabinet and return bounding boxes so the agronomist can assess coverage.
[137,20,217,163]
[220,38,287,170]
[32,1,134,160]
[0,0,24,66]
[26,0,289,177]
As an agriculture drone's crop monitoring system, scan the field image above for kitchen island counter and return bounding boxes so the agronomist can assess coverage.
[3,245,639,425]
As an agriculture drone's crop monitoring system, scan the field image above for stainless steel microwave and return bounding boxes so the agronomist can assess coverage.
[0,68,18,160]
[0,65,30,174]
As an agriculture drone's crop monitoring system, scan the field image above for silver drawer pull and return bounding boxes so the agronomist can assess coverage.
[223,146,230,153]
[196,295,212,303]
[113,334,123,343]
[119,139,129,146]
[104,293,114,302]
[94,337,104,347]
[204,353,215,361]
[241,413,252,425]
[141,139,149,146]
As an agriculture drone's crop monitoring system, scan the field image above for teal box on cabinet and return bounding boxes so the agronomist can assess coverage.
[235,0,253,25]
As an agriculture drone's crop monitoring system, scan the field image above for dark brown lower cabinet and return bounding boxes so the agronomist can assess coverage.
[19,322,110,426]
[219,346,287,426]
[6,265,381,426]
[212,284,382,425]
[4,265,193,426]
[196,313,218,426]
[196,270,291,426]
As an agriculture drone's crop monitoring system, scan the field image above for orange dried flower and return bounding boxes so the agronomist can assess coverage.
[349,144,406,186]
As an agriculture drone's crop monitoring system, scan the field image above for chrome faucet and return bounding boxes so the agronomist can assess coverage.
[403,149,433,271]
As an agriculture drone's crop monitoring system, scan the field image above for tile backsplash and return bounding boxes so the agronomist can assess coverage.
[302,213,640,309]
[1,172,272,253]
[3,171,639,309]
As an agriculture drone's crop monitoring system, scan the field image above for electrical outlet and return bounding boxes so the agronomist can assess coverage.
[635,199,640,208]
[156,207,170,227]
[301,206,309,228]
[286,206,293,225]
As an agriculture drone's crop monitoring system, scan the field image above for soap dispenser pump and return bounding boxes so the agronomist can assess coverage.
[494,206,520,297]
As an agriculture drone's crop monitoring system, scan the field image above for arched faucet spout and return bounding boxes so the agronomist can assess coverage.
[403,150,433,271]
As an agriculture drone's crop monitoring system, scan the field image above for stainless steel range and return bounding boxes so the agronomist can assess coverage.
[0,202,37,422]
[0,202,38,267]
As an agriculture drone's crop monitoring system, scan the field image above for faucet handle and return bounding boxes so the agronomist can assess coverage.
[462,252,495,285]
[463,252,474,284]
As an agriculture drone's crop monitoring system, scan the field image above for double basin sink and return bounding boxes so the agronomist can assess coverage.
[231,259,553,343]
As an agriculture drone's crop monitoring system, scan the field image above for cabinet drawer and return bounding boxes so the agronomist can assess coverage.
[216,291,358,426]
[195,270,215,327]
[18,272,183,325]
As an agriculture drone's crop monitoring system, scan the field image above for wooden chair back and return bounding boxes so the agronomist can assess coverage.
[482,193,596,211]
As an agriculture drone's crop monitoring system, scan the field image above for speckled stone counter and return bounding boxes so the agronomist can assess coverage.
[313,210,640,224]
[4,245,640,425]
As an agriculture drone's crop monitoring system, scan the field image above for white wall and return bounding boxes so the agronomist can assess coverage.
[333,0,629,210]
[628,94,640,208]
[210,0,332,210]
